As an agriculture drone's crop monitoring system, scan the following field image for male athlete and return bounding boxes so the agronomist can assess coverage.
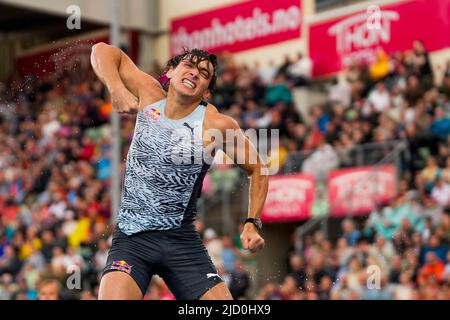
[91,43,268,300]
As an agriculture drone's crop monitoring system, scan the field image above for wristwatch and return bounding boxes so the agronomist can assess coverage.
[244,218,263,231]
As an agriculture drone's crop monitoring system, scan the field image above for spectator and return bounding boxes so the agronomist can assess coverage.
[345,257,364,292]
[279,274,300,300]
[254,282,281,300]
[257,60,277,86]
[80,290,96,300]
[392,271,416,300]
[404,74,425,106]
[411,40,434,89]
[388,255,403,284]
[37,279,61,300]
[265,74,293,106]
[301,137,339,181]
[370,234,395,264]
[418,252,445,285]
[229,260,250,299]
[431,178,450,207]
[287,52,313,87]
[204,228,224,270]
[364,82,391,114]
[328,76,352,108]
[420,235,448,264]
[335,237,353,267]
[443,250,450,279]
[288,254,306,289]
[416,156,441,192]
[421,217,435,245]
[50,247,71,277]
[370,49,390,81]
[441,157,450,184]
[438,209,450,245]
[317,275,333,300]
[341,219,361,246]
[93,239,109,273]
[220,235,237,274]
[0,245,22,277]
[430,107,450,141]
[438,60,450,99]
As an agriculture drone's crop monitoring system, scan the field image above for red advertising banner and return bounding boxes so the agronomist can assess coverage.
[261,173,315,223]
[16,34,108,77]
[328,165,396,217]
[309,0,450,77]
[170,0,302,56]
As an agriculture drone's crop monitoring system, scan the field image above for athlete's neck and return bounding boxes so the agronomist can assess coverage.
[165,90,202,120]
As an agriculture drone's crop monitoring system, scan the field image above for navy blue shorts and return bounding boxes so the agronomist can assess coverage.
[102,225,223,300]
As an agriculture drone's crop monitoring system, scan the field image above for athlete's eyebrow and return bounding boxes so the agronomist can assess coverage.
[196,59,213,77]
[199,66,211,78]
[184,57,212,78]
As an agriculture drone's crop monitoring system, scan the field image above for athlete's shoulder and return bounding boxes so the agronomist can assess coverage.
[204,103,240,133]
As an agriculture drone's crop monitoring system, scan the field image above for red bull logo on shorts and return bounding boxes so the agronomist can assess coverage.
[110,260,132,274]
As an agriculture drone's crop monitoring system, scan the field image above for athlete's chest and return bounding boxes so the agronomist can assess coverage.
[131,112,205,165]
[138,105,219,151]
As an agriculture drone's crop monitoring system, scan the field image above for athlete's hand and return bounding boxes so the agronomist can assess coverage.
[110,85,139,114]
[240,223,265,253]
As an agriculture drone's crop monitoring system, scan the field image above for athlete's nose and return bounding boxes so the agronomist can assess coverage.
[188,70,199,80]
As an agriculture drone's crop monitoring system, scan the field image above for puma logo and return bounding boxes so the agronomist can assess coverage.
[206,273,222,280]
[183,122,195,135]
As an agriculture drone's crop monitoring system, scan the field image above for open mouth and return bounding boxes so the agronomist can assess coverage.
[182,79,196,89]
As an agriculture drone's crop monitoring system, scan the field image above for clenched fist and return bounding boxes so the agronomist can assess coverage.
[240,223,265,253]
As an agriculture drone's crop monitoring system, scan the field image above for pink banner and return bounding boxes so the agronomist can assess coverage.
[261,173,314,223]
[170,0,302,56]
[328,165,396,217]
[309,0,450,77]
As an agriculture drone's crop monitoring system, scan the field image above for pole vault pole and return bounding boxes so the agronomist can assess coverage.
[110,0,121,224]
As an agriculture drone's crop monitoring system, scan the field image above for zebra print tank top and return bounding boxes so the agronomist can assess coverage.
[117,98,211,235]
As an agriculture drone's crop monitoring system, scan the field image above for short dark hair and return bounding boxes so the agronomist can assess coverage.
[161,48,218,94]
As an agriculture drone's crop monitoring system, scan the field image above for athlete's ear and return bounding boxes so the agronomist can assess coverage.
[202,89,211,101]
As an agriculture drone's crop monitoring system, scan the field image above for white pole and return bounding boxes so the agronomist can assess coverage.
[110,0,121,224]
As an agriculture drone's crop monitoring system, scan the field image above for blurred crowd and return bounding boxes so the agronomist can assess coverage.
[255,208,450,300]
[0,38,449,299]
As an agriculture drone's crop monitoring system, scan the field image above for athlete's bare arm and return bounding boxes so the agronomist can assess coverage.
[90,42,166,113]
[205,105,268,253]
